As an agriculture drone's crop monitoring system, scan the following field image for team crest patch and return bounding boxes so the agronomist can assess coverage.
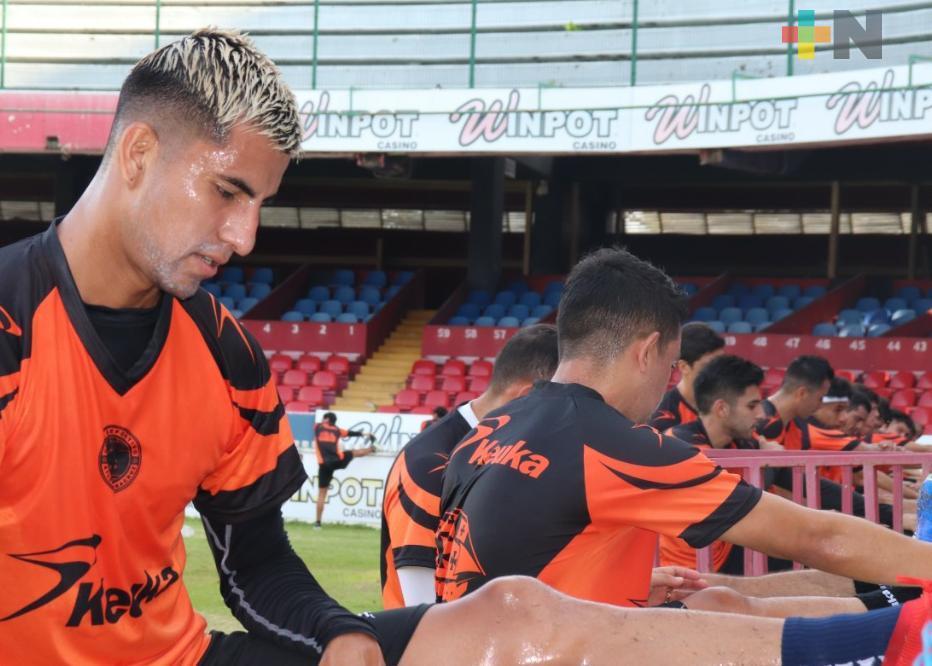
[98,426,142,493]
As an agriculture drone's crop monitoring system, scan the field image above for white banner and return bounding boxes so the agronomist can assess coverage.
[296,62,932,155]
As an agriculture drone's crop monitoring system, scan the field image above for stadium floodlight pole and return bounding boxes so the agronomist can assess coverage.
[154,0,161,49]
[468,0,478,88]
[630,0,639,86]
[311,0,320,89]
[786,0,795,76]
[1,0,7,88]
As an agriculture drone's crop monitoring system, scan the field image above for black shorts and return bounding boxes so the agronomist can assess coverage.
[199,604,431,666]
[318,452,354,488]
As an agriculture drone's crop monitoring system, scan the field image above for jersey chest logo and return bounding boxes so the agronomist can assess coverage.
[98,426,142,493]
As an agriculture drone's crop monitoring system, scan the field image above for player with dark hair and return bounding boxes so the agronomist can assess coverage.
[419,406,448,431]
[313,412,376,528]
[649,322,726,431]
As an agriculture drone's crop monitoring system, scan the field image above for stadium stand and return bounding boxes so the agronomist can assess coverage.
[202,264,279,318]
[279,269,413,323]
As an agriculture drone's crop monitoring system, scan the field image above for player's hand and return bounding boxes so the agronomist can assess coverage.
[648,566,709,605]
[368,433,376,444]
[320,632,384,666]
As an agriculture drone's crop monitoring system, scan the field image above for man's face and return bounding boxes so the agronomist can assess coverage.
[884,420,913,439]
[865,405,883,435]
[813,401,848,430]
[721,384,764,442]
[844,405,870,437]
[123,124,290,299]
[797,379,830,419]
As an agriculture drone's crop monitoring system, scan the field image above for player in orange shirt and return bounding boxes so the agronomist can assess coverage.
[313,412,376,527]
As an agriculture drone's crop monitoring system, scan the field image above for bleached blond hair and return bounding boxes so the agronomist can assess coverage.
[106,28,301,158]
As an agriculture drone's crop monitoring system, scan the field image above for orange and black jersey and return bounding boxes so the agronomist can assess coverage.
[755,399,805,449]
[649,386,699,432]
[380,408,473,609]
[314,423,364,466]
[799,418,862,483]
[437,382,762,607]
[0,225,370,665]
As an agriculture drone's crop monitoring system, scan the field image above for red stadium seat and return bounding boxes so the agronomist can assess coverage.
[282,369,308,387]
[836,370,857,382]
[861,371,889,389]
[912,407,931,429]
[468,376,490,394]
[311,371,338,391]
[919,392,932,409]
[277,386,296,404]
[918,373,932,391]
[297,386,324,406]
[285,401,311,413]
[890,372,917,390]
[297,355,322,374]
[411,406,435,415]
[412,360,436,377]
[468,360,493,378]
[890,390,918,409]
[410,375,435,394]
[424,390,451,409]
[378,405,402,413]
[441,376,467,394]
[269,354,293,374]
[395,389,420,411]
[441,360,467,377]
[326,355,351,376]
[874,388,894,399]
[764,368,786,387]
[454,391,478,405]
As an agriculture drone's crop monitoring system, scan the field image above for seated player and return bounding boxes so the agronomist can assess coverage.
[313,411,376,527]
[382,324,560,608]
[649,321,725,432]
[419,406,448,431]
[437,248,932,614]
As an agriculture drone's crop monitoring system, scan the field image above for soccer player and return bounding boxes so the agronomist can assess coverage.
[314,412,376,528]
[419,406,448,431]
[437,248,932,612]
[381,324,559,608]
[649,321,725,432]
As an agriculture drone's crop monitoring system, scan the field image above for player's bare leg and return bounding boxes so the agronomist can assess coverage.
[315,486,328,526]
[704,568,856,597]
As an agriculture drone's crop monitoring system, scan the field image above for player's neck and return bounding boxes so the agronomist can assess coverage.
[57,182,161,309]
[551,358,640,419]
[768,392,798,423]
[676,379,695,407]
[701,415,735,449]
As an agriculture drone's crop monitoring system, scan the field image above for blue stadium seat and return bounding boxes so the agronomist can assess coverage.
[693,307,718,322]
[295,299,317,316]
[202,282,222,297]
[334,286,356,304]
[885,298,908,312]
[706,321,726,333]
[467,290,493,307]
[727,322,753,334]
[868,324,891,337]
[385,285,402,299]
[679,283,699,297]
[751,284,775,300]
[521,317,540,327]
[838,324,866,337]
[927,288,932,299]
[765,296,790,313]
[544,281,563,294]
[771,308,794,321]
[544,291,562,307]
[856,297,881,312]
[392,271,414,285]
[506,280,529,296]
[891,309,917,325]
[449,316,471,325]
[719,307,743,324]
[712,295,735,310]
[745,308,770,326]
[837,309,864,326]
[309,312,332,323]
[348,301,370,320]
[519,292,542,308]
[331,269,355,286]
[224,283,247,301]
[308,286,330,302]
[282,310,303,322]
[865,309,891,326]
[915,298,932,313]
[250,267,274,284]
[812,323,837,337]
[231,309,244,319]
[359,287,382,306]
[897,286,922,302]
[532,304,554,319]
[498,316,521,328]
[248,283,272,299]
[803,285,827,298]
[221,267,244,283]
[508,304,530,321]
[737,295,764,310]
[728,283,751,297]
[336,313,359,324]
[219,296,236,310]
[483,304,506,320]
[457,303,481,320]
[364,271,388,288]
[493,291,517,307]
[320,300,344,318]
[793,296,815,310]
[238,297,258,313]
[474,316,496,327]
[754,323,770,332]
[777,284,802,299]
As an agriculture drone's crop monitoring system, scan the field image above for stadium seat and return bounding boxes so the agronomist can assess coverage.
[803,285,827,298]
[269,354,293,374]
[202,282,222,297]
[306,286,329,303]
[765,297,790,312]
[364,271,388,288]
[277,386,295,404]
[297,386,325,406]
[483,304,507,320]
[378,405,402,414]
[221,266,245,283]
[727,322,752,334]
[312,371,338,391]
[861,371,888,389]
[251,267,274,284]
[712,295,735,310]
[544,280,563,294]
[719,307,743,324]
[729,283,751,297]
[457,303,482,320]
[410,406,435,416]
[334,286,356,304]
[737,295,764,310]
[224,283,247,301]
[679,283,699,297]
[285,401,311,413]
[326,356,351,376]
[751,284,775,299]
[506,280,529,295]
[835,370,857,382]
[508,304,530,321]
[348,301,370,320]
[745,308,770,326]
[793,296,815,310]
[297,356,322,374]
[412,360,436,376]
[519,292,542,308]
[493,291,517,307]
[454,391,478,405]
[469,376,490,393]
[706,321,726,333]
[693,307,717,322]
[912,407,932,430]
[771,308,793,321]
[890,372,917,390]
[331,269,355,286]
[441,376,467,394]
[295,299,317,316]
[915,298,932,313]
[395,389,420,410]
[867,324,891,337]
[475,317,496,327]
[320,300,343,318]
[233,309,246,319]
[359,287,382,306]
[410,375,434,393]
[309,313,332,323]
[885,298,908,312]
[897,286,922,302]
[532,305,554,319]
[919,392,932,409]
[282,310,304,322]
[838,324,865,337]
[777,284,802,299]
[918,373,932,390]
[449,316,471,325]
[856,297,881,312]
[521,318,540,327]
[543,291,562,308]
[238,297,258,313]
[393,271,414,285]
[764,368,786,387]
[467,290,493,307]
[219,296,236,310]
[282,370,308,387]
[890,390,918,409]
[891,309,917,325]
[837,310,864,326]
[424,390,451,410]
[442,360,467,377]
[865,309,891,326]
[469,360,493,378]
[498,316,521,327]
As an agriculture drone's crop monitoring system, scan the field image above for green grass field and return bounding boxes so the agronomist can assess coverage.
[183,518,383,632]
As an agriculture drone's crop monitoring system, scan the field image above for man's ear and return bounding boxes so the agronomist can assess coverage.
[116,121,160,189]
[633,331,662,374]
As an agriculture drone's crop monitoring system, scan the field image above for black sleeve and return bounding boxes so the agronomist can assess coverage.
[648,409,677,433]
[346,430,365,438]
[201,507,377,657]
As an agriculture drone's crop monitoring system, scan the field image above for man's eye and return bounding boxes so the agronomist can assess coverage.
[217,186,235,200]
